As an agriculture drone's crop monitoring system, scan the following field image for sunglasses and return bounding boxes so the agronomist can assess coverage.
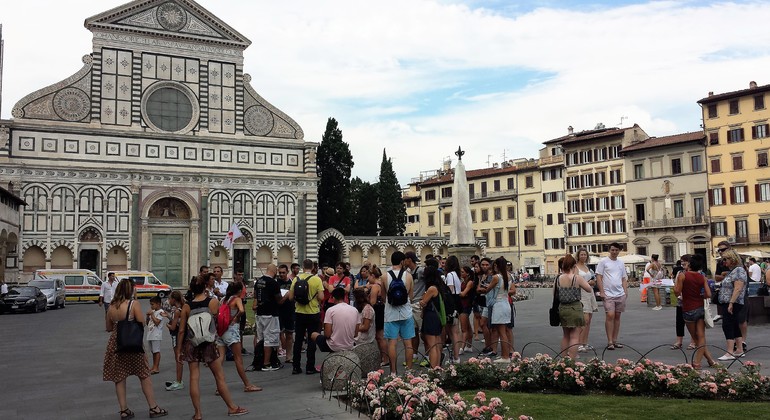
[717,248,728,252]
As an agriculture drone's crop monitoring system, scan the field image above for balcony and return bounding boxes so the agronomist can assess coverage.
[631,216,710,230]
[470,189,517,203]
[539,154,564,166]
[731,234,770,245]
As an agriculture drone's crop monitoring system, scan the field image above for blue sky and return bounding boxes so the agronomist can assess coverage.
[2,0,770,185]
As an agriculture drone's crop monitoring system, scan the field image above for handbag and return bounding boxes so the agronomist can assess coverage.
[758,284,769,296]
[703,299,714,329]
[116,300,145,353]
[549,280,560,327]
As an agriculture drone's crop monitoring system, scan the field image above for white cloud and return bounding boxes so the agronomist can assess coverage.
[2,0,769,185]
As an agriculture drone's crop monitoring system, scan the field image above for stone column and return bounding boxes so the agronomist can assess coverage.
[130,185,140,270]
[200,187,209,267]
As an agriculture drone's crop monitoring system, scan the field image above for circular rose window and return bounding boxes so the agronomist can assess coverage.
[142,82,198,133]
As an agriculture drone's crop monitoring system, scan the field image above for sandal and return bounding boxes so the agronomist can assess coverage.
[691,363,702,369]
[228,407,249,417]
[670,344,682,350]
[149,406,168,418]
[686,343,697,350]
[614,343,624,349]
[606,344,615,350]
[244,385,263,392]
[120,408,135,419]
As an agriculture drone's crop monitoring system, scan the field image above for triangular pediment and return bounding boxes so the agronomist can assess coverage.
[85,0,251,48]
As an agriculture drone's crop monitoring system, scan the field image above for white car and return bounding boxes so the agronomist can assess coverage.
[28,278,67,309]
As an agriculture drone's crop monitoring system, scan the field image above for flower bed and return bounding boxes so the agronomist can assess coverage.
[348,354,769,419]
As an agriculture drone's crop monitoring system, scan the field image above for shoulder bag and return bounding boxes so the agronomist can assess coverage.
[549,279,560,327]
[116,300,145,353]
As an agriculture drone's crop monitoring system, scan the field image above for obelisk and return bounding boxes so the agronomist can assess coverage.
[448,146,478,266]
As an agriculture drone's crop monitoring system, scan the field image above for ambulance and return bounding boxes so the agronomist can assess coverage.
[33,269,102,302]
[112,271,173,299]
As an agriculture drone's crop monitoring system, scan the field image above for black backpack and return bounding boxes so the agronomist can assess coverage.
[387,270,409,306]
[439,282,457,318]
[293,274,313,305]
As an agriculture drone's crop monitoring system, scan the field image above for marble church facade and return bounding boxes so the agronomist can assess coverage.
[0,0,318,285]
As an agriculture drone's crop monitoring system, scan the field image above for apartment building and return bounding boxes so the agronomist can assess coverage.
[404,159,544,271]
[544,124,650,255]
[622,131,710,269]
[699,81,770,263]
[539,145,566,274]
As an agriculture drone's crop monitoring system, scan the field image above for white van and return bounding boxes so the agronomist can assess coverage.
[33,269,102,302]
[112,271,173,299]
[28,277,67,309]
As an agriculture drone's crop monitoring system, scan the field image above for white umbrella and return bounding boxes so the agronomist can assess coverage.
[740,250,770,259]
[588,255,601,264]
[618,254,651,264]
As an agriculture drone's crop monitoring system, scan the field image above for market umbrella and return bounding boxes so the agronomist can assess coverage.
[618,254,651,264]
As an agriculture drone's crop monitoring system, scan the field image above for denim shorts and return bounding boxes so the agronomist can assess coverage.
[682,307,705,323]
[384,317,416,340]
[215,324,241,347]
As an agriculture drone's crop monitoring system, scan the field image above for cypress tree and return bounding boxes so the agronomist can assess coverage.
[350,177,379,236]
[377,149,406,236]
[316,118,354,234]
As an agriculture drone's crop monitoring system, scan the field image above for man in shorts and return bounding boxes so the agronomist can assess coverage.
[403,251,426,361]
[381,251,415,374]
[253,264,282,371]
[597,242,628,350]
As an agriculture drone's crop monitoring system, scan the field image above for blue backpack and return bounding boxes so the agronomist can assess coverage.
[387,270,409,306]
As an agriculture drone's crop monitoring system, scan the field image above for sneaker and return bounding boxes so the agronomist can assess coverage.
[452,358,461,364]
[486,352,497,358]
[463,346,474,353]
[494,358,511,364]
[652,306,662,311]
[577,345,586,353]
[262,365,280,372]
[458,347,464,356]
[165,381,184,391]
[717,354,735,361]
[478,347,493,356]
[419,360,430,367]
[278,349,286,357]
[712,315,722,322]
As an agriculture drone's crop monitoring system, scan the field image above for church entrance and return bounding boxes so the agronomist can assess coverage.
[79,249,100,275]
[152,234,184,287]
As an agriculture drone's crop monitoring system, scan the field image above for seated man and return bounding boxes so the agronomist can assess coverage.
[310,287,360,353]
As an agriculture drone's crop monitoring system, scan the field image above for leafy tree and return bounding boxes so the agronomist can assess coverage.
[377,149,406,236]
[350,177,379,236]
[316,118,354,234]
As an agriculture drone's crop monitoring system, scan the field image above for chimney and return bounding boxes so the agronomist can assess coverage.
[750,81,758,89]
[708,91,714,96]
[568,125,574,135]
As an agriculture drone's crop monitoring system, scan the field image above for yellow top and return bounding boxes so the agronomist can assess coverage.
[291,273,324,314]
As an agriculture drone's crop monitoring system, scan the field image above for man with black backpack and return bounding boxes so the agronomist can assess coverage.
[287,259,325,375]
[380,251,415,374]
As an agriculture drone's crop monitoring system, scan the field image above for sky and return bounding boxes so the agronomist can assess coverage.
[2,0,770,186]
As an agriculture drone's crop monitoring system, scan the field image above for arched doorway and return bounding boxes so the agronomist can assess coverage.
[78,227,102,276]
[319,237,343,268]
[22,245,46,273]
[233,229,253,280]
[107,246,128,271]
[51,246,73,269]
[144,195,198,288]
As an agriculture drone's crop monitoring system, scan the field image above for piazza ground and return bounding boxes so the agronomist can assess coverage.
[2,287,770,419]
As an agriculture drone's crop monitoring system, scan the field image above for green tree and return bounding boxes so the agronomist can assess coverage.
[350,177,379,236]
[377,149,406,236]
[316,117,354,234]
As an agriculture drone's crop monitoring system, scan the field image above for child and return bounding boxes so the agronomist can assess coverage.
[146,296,168,375]
[165,291,185,391]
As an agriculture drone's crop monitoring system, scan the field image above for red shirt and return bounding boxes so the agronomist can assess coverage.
[329,275,351,304]
[681,271,705,312]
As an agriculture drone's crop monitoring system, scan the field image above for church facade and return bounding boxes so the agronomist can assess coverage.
[0,0,318,285]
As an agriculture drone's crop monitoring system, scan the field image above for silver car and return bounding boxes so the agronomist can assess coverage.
[27,279,66,309]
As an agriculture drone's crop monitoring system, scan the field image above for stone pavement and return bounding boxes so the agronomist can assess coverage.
[2,288,770,419]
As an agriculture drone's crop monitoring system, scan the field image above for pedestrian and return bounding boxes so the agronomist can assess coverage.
[327,262,351,305]
[403,251,426,366]
[215,282,262,392]
[443,255,463,363]
[596,242,629,350]
[212,266,227,300]
[288,259,325,375]
[419,264,445,368]
[351,264,370,305]
[669,256,689,351]
[458,266,476,353]
[177,275,248,419]
[232,269,249,354]
[381,251,415,374]
[366,265,388,366]
[673,254,716,368]
[748,258,762,283]
[275,264,295,364]
[476,258,496,356]
[353,288,375,346]
[252,264,283,371]
[645,254,664,310]
[471,261,484,343]
[99,272,119,316]
[103,279,168,419]
[716,249,748,361]
[310,287,360,353]
[488,257,513,363]
[165,290,185,391]
[146,296,168,375]
[714,241,749,351]
[556,255,593,360]
[574,248,598,352]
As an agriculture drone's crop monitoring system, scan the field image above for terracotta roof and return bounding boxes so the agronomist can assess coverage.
[697,83,770,104]
[419,162,537,187]
[620,131,705,153]
[0,185,26,206]
[543,125,633,145]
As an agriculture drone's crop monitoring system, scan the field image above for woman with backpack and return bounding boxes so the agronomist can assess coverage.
[419,264,445,368]
[215,282,262,392]
[443,256,463,363]
[177,274,248,419]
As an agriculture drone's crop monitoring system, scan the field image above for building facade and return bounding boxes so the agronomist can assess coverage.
[699,81,770,266]
[0,0,318,285]
[622,132,711,269]
[545,124,649,255]
[538,145,566,274]
[0,184,24,282]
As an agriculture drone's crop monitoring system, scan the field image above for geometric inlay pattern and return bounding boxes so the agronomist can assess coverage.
[53,87,91,122]
[243,106,274,136]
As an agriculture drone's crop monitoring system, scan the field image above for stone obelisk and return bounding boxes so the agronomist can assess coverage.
[448,146,478,266]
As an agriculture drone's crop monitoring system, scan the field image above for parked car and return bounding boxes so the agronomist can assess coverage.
[33,269,102,302]
[28,278,67,309]
[112,271,173,298]
[0,286,48,313]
